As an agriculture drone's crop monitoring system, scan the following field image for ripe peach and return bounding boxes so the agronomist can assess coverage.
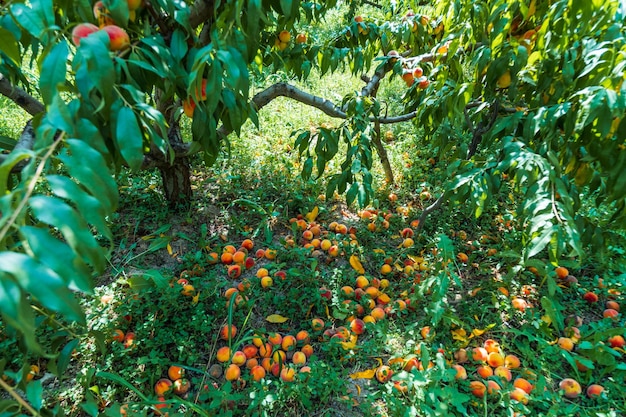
[292,351,307,366]
[267,332,282,346]
[281,335,297,351]
[280,366,296,382]
[168,365,184,381]
[472,347,489,362]
[258,342,273,358]
[246,358,258,369]
[295,330,310,345]
[365,286,380,299]
[250,365,266,381]
[469,380,486,398]
[557,337,575,352]
[216,346,231,363]
[586,384,604,399]
[232,351,247,366]
[371,307,386,321]
[154,378,173,396]
[559,378,582,398]
[301,344,314,358]
[350,318,365,335]
[311,318,325,331]
[71,23,100,46]
[452,364,467,380]
[583,291,599,303]
[260,276,273,288]
[494,366,512,382]
[404,357,419,371]
[487,352,504,367]
[606,300,620,311]
[555,266,569,279]
[264,248,277,260]
[511,298,528,311]
[272,350,286,364]
[180,284,195,296]
[220,324,237,341]
[123,332,135,349]
[476,365,493,378]
[603,308,619,319]
[483,339,500,353]
[255,248,265,258]
[487,380,501,395]
[355,275,369,288]
[513,377,533,394]
[608,335,625,348]
[510,387,529,404]
[225,364,241,381]
[227,264,241,279]
[241,239,254,251]
[102,25,130,51]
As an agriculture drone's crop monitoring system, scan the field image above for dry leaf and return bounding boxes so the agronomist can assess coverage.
[451,328,468,342]
[305,206,319,222]
[349,368,376,379]
[166,243,173,256]
[266,314,289,323]
[192,292,200,304]
[349,255,365,274]
[341,335,358,350]
[471,323,496,337]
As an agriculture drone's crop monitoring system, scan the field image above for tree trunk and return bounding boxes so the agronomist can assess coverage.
[372,119,394,185]
[159,123,192,210]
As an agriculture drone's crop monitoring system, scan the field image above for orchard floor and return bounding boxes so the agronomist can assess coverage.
[46,169,626,417]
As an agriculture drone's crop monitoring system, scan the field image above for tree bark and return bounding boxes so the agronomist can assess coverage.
[158,123,192,210]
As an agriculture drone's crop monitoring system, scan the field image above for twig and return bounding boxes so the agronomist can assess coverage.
[0,377,40,416]
[0,133,64,243]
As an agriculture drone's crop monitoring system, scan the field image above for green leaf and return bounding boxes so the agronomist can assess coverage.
[0,275,41,352]
[170,29,188,61]
[25,380,43,411]
[114,106,144,171]
[0,27,21,65]
[0,150,33,195]
[60,139,118,213]
[540,296,563,332]
[29,196,105,272]
[0,252,85,323]
[10,3,46,38]
[20,226,93,293]
[56,339,80,378]
[39,42,69,105]
[46,175,112,241]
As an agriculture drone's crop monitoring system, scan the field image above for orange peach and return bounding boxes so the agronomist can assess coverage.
[483,339,500,353]
[268,333,283,346]
[173,378,191,395]
[452,364,467,380]
[513,377,533,394]
[487,380,501,395]
[220,324,237,341]
[350,318,365,335]
[603,308,619,319]
[311,318,325,331]
[154,378,173,396]
[168,365,184,381]
[225,364,240,381]
[494,366,512,382]
[216,346,231,363]
[281,335,297,351]
[280,367,296,382]
[472,347,489,362]
[557,337,574,352]
[295,330,310,345]
[511,298,528,311]
[454,348,469,364]
[586,384,604,399]
[608,335,625,348]
[504,354,521,369]
[292,351,307,366]
[510,387,529,404]
[102,25,130,51]
[301,344,313,358]
[559,378,582,398]
[476,365,493,378]
[469,380,486,398]
[250,365,266,381]
[487,352,504,367]
[232,351,247,366]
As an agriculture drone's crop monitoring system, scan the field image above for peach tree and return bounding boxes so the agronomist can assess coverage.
[0,0,625,412]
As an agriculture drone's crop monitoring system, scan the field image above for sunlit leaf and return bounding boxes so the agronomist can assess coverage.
[266,314,289,323]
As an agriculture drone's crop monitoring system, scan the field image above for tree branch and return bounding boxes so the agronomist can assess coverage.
[0,74,45,116]
[189,0,215,29]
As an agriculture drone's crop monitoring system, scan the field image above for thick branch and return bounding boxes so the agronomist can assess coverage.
[0,121,36,166]
[0,74,45,116]
[189,0,215,29]
[416,194,446,232]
